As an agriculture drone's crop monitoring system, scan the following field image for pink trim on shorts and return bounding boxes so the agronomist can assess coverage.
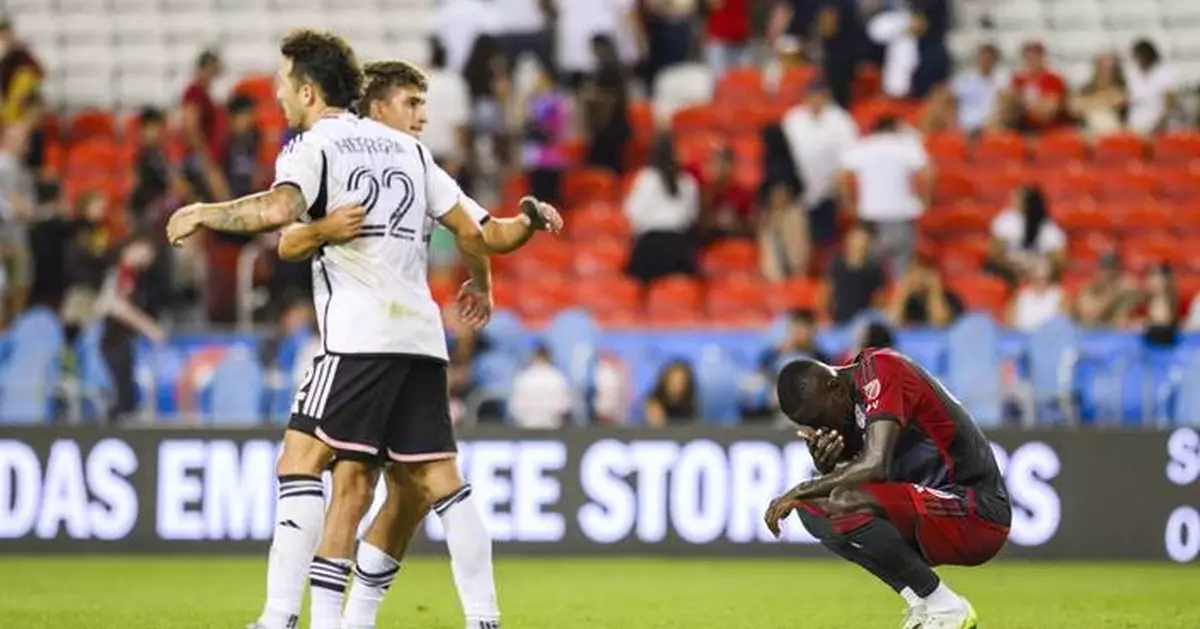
[387,450,457,462]
[315,427,379,455]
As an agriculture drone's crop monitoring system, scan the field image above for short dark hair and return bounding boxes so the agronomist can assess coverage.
[280,29,362,110]
[139,106,165,126]
[776,359,833,425]
[861,322,895,350]
[1132,39,1161,65]
[429,37,448,70]
[228,94,256,114]
[196,49,220,70]
[358,60,428,114]
[788,308,816,325]
[849,221,876,237]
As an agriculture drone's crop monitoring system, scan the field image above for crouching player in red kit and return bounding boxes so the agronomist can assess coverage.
[764,349,1011,629]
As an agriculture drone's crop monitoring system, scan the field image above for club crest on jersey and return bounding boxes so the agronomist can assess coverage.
[863,378,881,401]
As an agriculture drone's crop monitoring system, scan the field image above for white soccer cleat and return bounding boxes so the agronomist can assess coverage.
[901,604,928,629]
[921,598,977,629]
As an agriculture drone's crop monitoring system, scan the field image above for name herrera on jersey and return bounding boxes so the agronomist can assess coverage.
[333,136,407,156]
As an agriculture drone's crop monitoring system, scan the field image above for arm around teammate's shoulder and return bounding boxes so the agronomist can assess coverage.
[276,206,366,261]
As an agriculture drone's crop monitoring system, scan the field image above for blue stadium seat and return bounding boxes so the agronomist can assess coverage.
[75,321,114,421]
[1170,351,1200,426]
[544,309,599,385]
[473,351,519,397]
[0,308,65,424]
[897,329,948,378]
[481,309,529,359]
[696,345,741,425]
[1027,316,1079,424]
[946,315,1003,427]
[206,347,266,426]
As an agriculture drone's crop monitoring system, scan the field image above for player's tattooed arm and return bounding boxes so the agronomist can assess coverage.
[167,186,308,245]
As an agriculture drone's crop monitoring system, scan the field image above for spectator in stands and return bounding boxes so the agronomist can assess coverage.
[987,185,1066,284]
[645,360,697,426]
[781,80,858,248]
[493,0,556,73]
[762,35,805,95]
[557,0,645,89]
[0,18,42,125]
[919,84,957,134]
[18,92,50,192]
[888,256,963,327]
[644,0,696,85]
[1008,255,1065,332]
[758,124,808,280]
[696,146,754,239]
[1068,52,1127,138]
[462,34,513,174]
[0,123,34,322]
[909,0,951,98]
[1184,291,1200,332]
[433,0,501,74]
[582,35,633,173]
[771,0,865,107]
[761,308,831,368]
[130,107,186,234]
[100,236,167,422]
[826,221,888,324]
[224,95,262,199]
[952,43,1009,135]
[705,0,752,78]
[837,319,897,363]
[1139,263,1180,346]
[864,1,919,99]
[1003,41,1067,132]
[1075,251,1139,327]
[181,50,229,202]
[521,60,568,205]
[1127,39,1180,136]
[624,134,700,283]
[59,191,114,344]
[425,39,474,190]
[837,115,933,276]
[27,184,77,311]
[509,344,573,428]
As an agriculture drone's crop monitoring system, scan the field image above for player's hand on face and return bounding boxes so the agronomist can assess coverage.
[456,280,493,329]
[801,427,844,474]
[322,205,366,244]
[166,204,204,247]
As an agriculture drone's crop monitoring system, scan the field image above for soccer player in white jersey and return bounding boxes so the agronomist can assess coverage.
[274,60,561,629]
[165,30,501,629]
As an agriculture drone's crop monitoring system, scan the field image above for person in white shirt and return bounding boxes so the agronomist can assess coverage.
[837,116,933,276]
[432,0,502,74]
[988,185,1066,282]
[273,57,563,629]
[1008,255,1064,332]
[493,0,556,72]
[166,31,499,629]
[624,134,700,282]
[508,344,573,428]
[780,81,859,246]
[952,43,1009,133]
[422,39,472,175]
[1127,39,1179,136]
[556,0,644,86]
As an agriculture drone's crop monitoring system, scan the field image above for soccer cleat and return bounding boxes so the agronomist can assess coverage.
[519,196,549,230]
[901,605,927,629]
[921,598,977,629]
[244,615,298,629]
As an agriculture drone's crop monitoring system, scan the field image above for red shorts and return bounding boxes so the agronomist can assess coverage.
[860,483,1009,567]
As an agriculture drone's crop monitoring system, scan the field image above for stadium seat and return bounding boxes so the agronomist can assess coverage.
[69,110,117,143]
[932,169,976,205]
[505,238,573,277]
[1170,351,1200,426]
[936,240,991,274]
[975,132,1027,163]
[573,239,630,276]
[0,308,65,424]
[1093,133,1147,164]
[766,276,823,312]
[1179,239,1200,272]
[700,240,759,276]
[949,275,1010,316]
[1109,201,1173,233]
[1066,231,1117,271]
[1053,201,1113,232]
[1030,132,1088,164]
[714,67,765,102]
[966,165,1027,204]
[671,104,719,134]
[925,132,968,164]
[653,63,715,125]
[574,276,641,321]
[1152,132,1200,162]
[1037,166,1099,202]
[776,65,819,102]
[705,276,770,320]
[571,202,631,242]
[1028,316,1081,424]
[1095,165,1157,200]
[674,130,723,167]
[646,276,704,315]
[516,276,574,324]
[1121,235,1182,271]
[1153,163,1200,200]
[918,202,993,234]
[562,169,619,206]
[946,314,1004,427]
[628,100,655,140]
[207,347,265,426]
[544,310,600,382]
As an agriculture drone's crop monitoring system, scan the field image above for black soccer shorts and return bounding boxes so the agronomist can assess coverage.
[288,354,457,463]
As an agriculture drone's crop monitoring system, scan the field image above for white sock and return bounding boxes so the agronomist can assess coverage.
[310,556,352,629]
[434,484,500,629]
[900,587,922,609]
[922,581,965,614]
[343,542,400,629]
[258,475,324,629]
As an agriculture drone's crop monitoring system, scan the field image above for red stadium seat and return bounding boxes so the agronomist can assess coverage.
[1175,203,1200,233]
[1109,201,1173,232]
[933,169,976,205]
[712,102,764,133]
[646,275,704,314]
[505,238,573,277]
[766,277,823,312]
[777,65,819,102]
[925,132,968,164]
[1177,273,1200,305]
[571,202,631,241]
[575,275,641,321]
[1065,232,1116,271]
[700,239,759,276]
[69,110,116,143]
[1037,167,1098,202]
[674,130,723,168]
[1095,165,1157,200]
[729,133,764,162]
[967,166,1027,204]
[65,140,121,176]
[1154,162,1200,201]
[1122,236,1182,272]
[574,239,630,276]
[517,276,575,322]
[715,68,765,102]
[671,105,718,134]
[705,276,771,321]
[1053,202,1113,232]
[562,169,619,206]
[232,74,275,104]
[917,202,993,234]
[935,240,991,274]
[1030,132,1087,164]
[628,100,655,140]
[1153,132,1200,163]
[975,132,1026,163]
[948,275,1010,316]
[1093,132,1147,164]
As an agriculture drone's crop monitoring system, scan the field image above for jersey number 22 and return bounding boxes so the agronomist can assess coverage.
[348,166,418,240]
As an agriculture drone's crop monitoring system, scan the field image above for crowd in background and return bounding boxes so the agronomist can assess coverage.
[0,0,1198,425]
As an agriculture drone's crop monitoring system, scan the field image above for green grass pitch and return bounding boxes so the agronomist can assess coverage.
[1,556,1197,628]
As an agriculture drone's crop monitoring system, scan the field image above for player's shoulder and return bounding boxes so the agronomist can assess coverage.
[853,347,913,385]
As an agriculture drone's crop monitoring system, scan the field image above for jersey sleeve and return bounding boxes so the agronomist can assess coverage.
[431,161,489,224]
[859,352,910,426]
[420,143,461,219]
[271,134,324,212]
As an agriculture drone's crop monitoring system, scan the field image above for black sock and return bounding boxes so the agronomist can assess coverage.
[843,519,941,597]
[797,505,907,593]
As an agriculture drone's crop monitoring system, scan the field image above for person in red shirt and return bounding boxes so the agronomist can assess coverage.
[765,350,1011,629]
[705,0,752,77]
[1006,41,1068,131]
[181,49,231,201]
